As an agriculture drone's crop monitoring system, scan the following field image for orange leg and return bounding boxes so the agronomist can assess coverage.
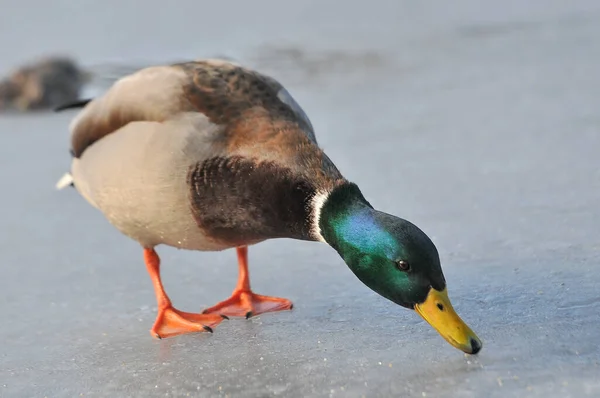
[202,246,293,319]
[144,248,226,339]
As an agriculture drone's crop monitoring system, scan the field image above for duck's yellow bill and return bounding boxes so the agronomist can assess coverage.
[414,288,482,354]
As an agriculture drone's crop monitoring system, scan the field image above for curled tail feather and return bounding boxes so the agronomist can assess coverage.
[54,98,93,112]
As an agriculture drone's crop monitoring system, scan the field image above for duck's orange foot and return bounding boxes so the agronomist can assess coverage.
[151,306,228,339]
[202,290,293,319]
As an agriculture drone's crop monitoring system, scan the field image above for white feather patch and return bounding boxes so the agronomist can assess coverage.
[310,190,331,242]
[55,172,74,190]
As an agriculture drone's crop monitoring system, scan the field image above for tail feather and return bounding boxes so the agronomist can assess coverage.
[54,98,93,112]
[55,172,74,190]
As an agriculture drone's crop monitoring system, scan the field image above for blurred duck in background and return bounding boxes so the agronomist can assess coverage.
[0,56,90,112]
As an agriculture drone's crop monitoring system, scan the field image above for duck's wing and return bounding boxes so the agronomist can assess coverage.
[67,64,194,158]
[175,60,316,142]
[65,59,343,191]
[67,59,317,157]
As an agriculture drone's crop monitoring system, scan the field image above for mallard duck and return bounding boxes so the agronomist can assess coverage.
[0,56,89,112]
[56,59,482,354]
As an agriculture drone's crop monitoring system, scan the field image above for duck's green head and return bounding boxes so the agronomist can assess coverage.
[318,183,482,355]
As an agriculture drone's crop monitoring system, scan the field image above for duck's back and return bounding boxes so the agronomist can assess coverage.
[68,60,344,250]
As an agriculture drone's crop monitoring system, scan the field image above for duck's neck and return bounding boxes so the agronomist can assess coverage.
[314,183,393,266]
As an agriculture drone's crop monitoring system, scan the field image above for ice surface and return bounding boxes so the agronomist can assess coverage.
[1,1,599,397]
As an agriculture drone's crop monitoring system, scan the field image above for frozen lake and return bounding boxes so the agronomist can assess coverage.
[1,1,599,396]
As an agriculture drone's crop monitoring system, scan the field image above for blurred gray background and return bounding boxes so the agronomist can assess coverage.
[1,0,599,397]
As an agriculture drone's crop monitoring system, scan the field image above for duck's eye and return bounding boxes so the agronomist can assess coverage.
[395,260,410,272]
